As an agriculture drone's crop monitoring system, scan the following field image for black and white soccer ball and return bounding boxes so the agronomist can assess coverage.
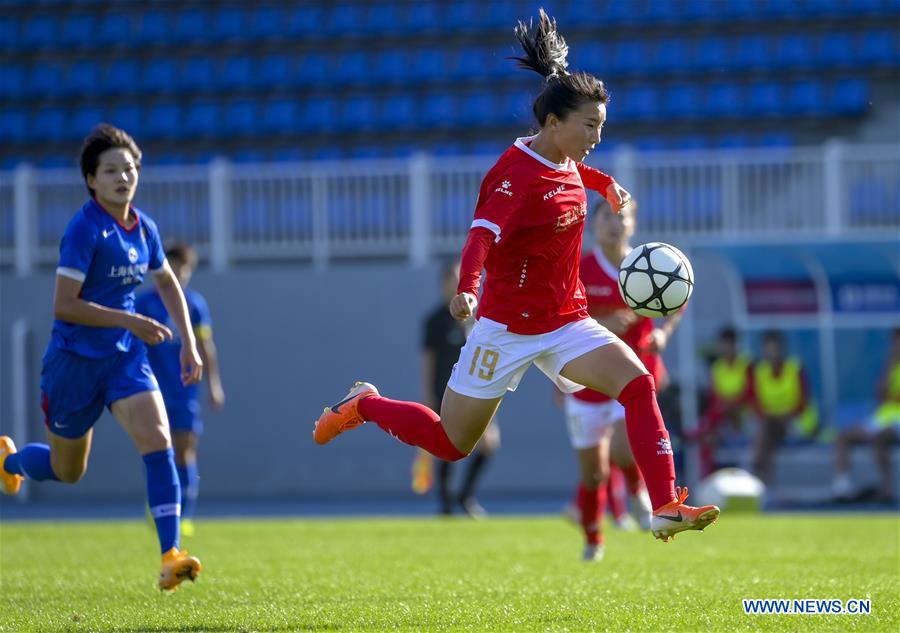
[618,242,694,317]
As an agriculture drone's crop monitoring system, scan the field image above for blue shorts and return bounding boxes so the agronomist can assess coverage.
[40,344,159,439]
[164,396,203,435]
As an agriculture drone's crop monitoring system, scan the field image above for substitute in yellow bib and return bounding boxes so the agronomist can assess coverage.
[749,330,813,485]
[833,328,900,502]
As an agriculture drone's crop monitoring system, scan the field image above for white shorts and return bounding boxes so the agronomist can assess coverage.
[564,395,626,450]
[446,317,617,400]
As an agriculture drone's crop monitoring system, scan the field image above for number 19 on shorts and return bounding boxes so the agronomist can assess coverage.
[469,346,499,381]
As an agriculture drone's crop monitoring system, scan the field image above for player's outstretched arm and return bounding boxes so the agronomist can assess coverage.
[154,261,203,385]
[53,273,173,344]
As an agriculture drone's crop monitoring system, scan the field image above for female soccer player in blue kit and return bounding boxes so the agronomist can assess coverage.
[0,124,203,591]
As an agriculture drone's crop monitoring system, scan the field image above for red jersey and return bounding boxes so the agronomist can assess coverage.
[573,247,665,403]
[457,136,615,335]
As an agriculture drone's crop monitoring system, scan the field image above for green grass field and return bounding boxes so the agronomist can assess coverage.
[1,513,897,632]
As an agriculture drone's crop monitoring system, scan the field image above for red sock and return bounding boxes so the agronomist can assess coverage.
[619,463,644,495]
[576,484,606,546]
[606,466,628,519]
[617,374,676,510]
[358,396,467,462]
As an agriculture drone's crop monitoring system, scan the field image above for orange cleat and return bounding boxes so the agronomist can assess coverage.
[0,436,23,496]
[651,486,720,542]
[158,547,202,591]
[313,382,379,445]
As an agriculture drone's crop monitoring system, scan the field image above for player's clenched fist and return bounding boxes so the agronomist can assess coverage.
[127,313,173,345]
[449,292,478,321]
[605,182,632,212]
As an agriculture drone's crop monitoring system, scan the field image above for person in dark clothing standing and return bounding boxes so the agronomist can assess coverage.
[412,262,500,517]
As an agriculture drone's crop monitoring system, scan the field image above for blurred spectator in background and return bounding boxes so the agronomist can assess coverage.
[833,328,900,503]
[136,242,225,537]
[749,330,815,485]
[412,261,499,517]
[689,327,752,478]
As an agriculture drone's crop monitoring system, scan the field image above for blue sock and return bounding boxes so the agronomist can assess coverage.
[3,443,58,481]
[144,448,181,554]
[176,462,199,520]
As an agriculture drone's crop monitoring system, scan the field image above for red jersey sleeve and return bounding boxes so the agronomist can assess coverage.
[457,227,494,297]
[471,167,528,243]
[575,163,615,194]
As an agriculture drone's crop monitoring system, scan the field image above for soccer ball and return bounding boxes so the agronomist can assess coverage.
[618,242,694,317]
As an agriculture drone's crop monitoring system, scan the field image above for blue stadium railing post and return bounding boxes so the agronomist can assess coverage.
[13,163,35,277]
[311,174,329,270]
[823,139,845,236]
[409,152,431,268]
[209,157,232,273]
[11,317,30,502]
[612,145,637,203]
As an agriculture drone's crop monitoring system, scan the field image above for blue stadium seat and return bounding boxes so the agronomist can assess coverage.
[857,29,896,66]
[721,0,764,19]
[566,1,609,26]
[21,14,57,49]
[261,99,298,133]
[69,105,105,140]
[420,92,457,128]
[667,84,700,119]
[109,104,141,133]
[349,145,383,159]
[141,58,179,95]
[313,146,344,160]
[30,107,67,142]
[295,52,331,87]
[482,0,519,29]
[100,59,139,94]
[26,61,64,98]
[643,0,684,25]
[733,35,770,70]
[0,63,25,100]
[172,8,209,43]
[222,100,258,136]
[179,56,215,93]
[499,89,533,126]
[716,133,750,148]
[39,155,72,168]
[97,12,132,47]
[145,102,182,138]
[748,81,783,116]
[680,0,720,22]
[451,47,493,81]
[774,34,814,69]
[693,37,730,73]
[250,6,283,39]
[785,79,825,115]
[325,4,365,36]
[445,1,482,32]
[60,13,95,47]
[431,141,465,156]
[573,41,608,76]
[635,136,666,151]
[459,90,497,126]
[817,32,853,69]
[183,101,220,137]
[335,51,369,86]
[802,0,845,18]
[651,38,690,75]
[372,49,408,84]
[273,148,306,162]
[363,3,403,35]
[675,135,708,150]
[704,82,742,118]
[134,11,169,44]
[378,93,416,131]
[339,94,380,131]
[612,40,650,75]
[409,47,446,83]
[63,61,101,97]
[404,3,440,33]
[287,5,326,38]
[759,132,794,147]
[762,0,804,18]
[217,56,254,91]
[830,77,869,115]
[623,85,658,121]
[0,109,28,143]
[0,16,18,52]
[211,7,245,41]
[256,55,293,89]
[299,96,339,133]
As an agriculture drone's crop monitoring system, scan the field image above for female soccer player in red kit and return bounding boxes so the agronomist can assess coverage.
[313,9,719,542]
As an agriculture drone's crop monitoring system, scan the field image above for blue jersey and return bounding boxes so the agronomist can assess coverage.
[135,288,211,406]
[51,199,166,358]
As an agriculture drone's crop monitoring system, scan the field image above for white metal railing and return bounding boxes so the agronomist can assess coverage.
[1,142,897,274]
